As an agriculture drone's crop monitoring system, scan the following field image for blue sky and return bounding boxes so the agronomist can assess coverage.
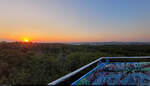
[0,0,150,42]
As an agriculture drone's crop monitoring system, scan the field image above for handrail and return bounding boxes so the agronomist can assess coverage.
[48,57,104,85]
[48,56,150,85]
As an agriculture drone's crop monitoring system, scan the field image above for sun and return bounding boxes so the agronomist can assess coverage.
[24,38,29,42]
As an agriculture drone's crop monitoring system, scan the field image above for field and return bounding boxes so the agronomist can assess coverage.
[0,42,150,85]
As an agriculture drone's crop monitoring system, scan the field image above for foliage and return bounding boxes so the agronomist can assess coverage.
[0,42,150,85]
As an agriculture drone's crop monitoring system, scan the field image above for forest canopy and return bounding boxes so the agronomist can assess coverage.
[0,42,150,85]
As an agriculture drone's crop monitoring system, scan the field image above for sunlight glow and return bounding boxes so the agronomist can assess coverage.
[24,38,29,42]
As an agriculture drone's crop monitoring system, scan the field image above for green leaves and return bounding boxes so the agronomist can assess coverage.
[0,42,150,85]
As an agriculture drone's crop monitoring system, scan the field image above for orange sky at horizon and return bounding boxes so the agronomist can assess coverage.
[1,33,149,43]
[3,36,108,43]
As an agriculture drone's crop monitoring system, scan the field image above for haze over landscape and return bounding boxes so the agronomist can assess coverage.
[0,0,150,42]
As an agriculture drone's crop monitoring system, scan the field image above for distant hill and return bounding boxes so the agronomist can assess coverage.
[1,41,150,45]
[69,42,150,45]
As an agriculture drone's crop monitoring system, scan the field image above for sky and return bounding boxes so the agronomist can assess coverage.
[0,0,150,42]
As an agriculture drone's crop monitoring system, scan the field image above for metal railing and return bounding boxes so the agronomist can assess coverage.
[48,57,103,85]
[48,56,150,85]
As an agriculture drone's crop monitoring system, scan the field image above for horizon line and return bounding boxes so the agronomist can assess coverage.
[0,41,150,43]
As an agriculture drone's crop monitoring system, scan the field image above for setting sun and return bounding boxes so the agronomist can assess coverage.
[24,38,29,42]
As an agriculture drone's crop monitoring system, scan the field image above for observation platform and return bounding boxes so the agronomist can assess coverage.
[48,57,150,86]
